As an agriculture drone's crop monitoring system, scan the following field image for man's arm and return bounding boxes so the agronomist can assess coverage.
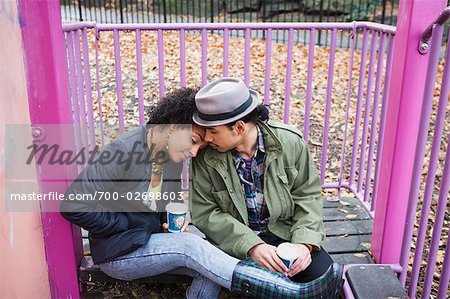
[190,156,264,260]
[289,138,324,249]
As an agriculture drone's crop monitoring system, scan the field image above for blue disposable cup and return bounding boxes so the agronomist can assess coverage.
[165,203,188,233]
[276,242,300,270]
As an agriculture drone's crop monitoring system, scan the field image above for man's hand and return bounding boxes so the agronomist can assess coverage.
[288,244,312,277]
[248,243,288,274]
[161,220,189,233]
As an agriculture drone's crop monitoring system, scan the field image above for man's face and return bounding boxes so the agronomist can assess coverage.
[204,124,241,152]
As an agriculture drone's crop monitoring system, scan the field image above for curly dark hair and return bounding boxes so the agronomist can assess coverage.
[146,87,199,125]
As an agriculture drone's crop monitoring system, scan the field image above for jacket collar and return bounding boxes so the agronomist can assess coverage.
[204,120,283,169]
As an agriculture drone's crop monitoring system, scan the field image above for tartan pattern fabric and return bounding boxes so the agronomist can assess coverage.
[232,127,270,232]
[231,258,344,299]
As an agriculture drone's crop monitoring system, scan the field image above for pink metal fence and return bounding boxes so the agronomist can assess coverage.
[59,19,450,298]
[62,21,396,217]
[397,8,450,298]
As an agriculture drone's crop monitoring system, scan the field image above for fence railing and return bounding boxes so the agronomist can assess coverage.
[60,0,399,46]
[398,7,450,299]
[61,19,450,297]
[61,21,395,217]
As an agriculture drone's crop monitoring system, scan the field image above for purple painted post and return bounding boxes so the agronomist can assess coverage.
[303,29,315,142]
[157,29,165,97]
[263,29,272,107]
[244,28,251,86]
[222,28,229,77]
[364,33,386,204]
[94,28,105,146]
[320,29,337,183]
[74,29,89,149]
[405,26,449,296]
[371,0,447,264]
[18,0,81,297]
[201,28,208,86]
[349,29,369,187]
[113,29,125,133]
[421,133,450,298]
[371,35,395,212]
[81,28,96,149]
[357,31,378,195]
[66,31,82,158]
[283,28,294,124]
[180,29,186,87]
[337,32,356,191]
[437,235,449,298]
[135,29,145,125]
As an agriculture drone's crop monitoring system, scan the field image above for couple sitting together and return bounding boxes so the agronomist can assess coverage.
[61,77,344,298]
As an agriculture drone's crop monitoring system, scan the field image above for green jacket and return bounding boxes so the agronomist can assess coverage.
[191,120,324,259]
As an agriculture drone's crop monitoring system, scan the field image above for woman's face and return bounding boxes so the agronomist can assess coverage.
[167,125,207,163]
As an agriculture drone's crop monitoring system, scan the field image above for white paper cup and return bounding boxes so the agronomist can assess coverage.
[165,203,188,233]
[276,242,301,270]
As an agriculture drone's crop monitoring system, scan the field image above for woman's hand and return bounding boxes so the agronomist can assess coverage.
[161,219,189,233]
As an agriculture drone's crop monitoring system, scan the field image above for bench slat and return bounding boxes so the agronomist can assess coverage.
[324,220,373,236]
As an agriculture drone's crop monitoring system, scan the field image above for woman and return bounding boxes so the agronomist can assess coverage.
[61,88,341,299]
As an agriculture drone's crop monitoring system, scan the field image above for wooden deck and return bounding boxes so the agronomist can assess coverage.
[79,196,374,283]
[322,197,374,265]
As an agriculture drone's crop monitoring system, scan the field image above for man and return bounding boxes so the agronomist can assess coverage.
[191,78,343,296]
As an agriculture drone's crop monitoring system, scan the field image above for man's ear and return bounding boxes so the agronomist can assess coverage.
[234,120,246,135]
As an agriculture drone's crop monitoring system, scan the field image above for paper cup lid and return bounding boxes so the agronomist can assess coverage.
[276,243,300,260]
[166,203,188,214]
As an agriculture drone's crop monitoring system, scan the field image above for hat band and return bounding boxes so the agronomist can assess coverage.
[197,95,253,122]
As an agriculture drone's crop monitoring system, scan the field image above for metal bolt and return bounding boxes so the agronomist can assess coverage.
[419,42,429,54]
[32,128,42,137]
[31,127,45,141]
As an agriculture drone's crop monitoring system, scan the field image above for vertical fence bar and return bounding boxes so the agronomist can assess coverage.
[135,29,145,125]
[398,23,444,286]
[303,29,315,142]
[180,29,186,87]
[337,30,356,191]
[244,28,251,86]
[73,29,89,150]
[78,0,83,21]
[157,29,165,98]
[422,133,450,298]
[437,235,450,298]
[94,28,104,146]
[349,29,369,187]
[113,29,125,133]
[201,28,208,86]
[363,33,386,203]
[371,34,395,212]
[320,28,337,183]
[406,28,450,297]
[263,28,272,107]
[66,31,82,157]
[81,28,96,150]
[357,30,378,194]
[283,28,294,124]
[223,28,229,77]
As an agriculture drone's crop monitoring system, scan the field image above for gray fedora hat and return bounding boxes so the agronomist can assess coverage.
[193,77,260,126]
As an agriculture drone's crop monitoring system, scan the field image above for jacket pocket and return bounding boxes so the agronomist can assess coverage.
[211,189,233,213]
[277,172,295,218]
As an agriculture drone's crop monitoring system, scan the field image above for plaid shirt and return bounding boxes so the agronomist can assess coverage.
[232,127,270,233]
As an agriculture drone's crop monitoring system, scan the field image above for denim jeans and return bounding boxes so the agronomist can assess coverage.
[98,232,239,299]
